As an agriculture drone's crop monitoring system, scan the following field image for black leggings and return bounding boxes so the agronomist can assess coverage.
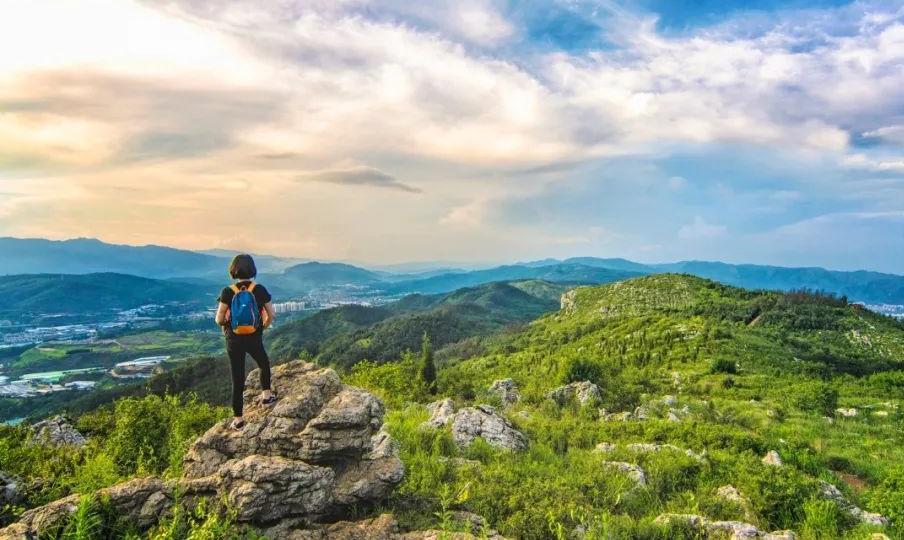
[226,335,271,417]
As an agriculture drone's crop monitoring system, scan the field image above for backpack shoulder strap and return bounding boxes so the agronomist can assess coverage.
[247,283,257,293]
[229,284,241,294]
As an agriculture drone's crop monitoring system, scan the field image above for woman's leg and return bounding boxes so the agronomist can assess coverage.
[227,341,247,417]
[247,337,272,393]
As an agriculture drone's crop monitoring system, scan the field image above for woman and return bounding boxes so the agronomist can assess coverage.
[214,254,277,430]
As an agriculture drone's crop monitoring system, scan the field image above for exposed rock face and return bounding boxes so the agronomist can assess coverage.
[422,399,455,429]
[451,406,528,451]
[654,514,797,539]
[0,471,21,507]
[626,443,706,463]
[30,416,86,447]
[547,381,601,406]
[818,480,889,526]
[0,362,404,539]
[836,408,858,418]
[488,379,520,407]
[762,450,783,467]
[600,462,646,486]
[593,442,615,453]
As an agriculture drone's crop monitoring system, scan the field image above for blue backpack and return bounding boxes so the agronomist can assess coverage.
[230,283,260,335]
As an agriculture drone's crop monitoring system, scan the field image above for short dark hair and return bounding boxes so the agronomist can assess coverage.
[229,254,257,280]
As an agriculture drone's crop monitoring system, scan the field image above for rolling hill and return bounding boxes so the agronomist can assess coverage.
[0,273,212,314]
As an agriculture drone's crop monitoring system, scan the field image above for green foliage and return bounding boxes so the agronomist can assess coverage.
[709,357,738,375]
[420,333,437,394]
[563,359,604,385]
[62,494,104,540]
[147,499,264,540]
[790,382,839,416]
[800,498,845,540]
[345,356,429,408]
[867,468,904,526]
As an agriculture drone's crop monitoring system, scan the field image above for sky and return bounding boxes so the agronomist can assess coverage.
[1,0,903,272]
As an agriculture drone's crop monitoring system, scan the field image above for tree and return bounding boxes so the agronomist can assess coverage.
[420,332,437,394]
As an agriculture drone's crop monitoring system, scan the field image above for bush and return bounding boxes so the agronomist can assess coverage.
[345,355,429,408]
[709,357,737,375]
[790,382,839,416]
[563,359,604,385]
[867,468,904,526]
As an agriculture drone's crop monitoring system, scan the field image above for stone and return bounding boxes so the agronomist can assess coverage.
[546,381,602,407]
[762,450,783,467]
[600,462,646,485]
[706,520,761,539]
[451,406,528,451]
[593,442,615,453]
[667,411,682,423]
[836,408,858,418]
[0,471,21,508]
[30,415,86,447]
[422,399,456,429]
[488,379,520,407]
[763,531,797,540]
[661,395,678,406]
[0,361,405,538]
[653,513,705,528]
[818,480,889,526]
[653,513,796,540]
[716,485,747,505]
[626,443,705,463]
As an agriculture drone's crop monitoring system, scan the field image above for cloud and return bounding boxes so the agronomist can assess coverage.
[299,166,421,193]
[678,216,727,240]
[863,124,904,145]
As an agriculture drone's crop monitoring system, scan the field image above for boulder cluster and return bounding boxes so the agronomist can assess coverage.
[421,397,528,452]
[0,361,405,540]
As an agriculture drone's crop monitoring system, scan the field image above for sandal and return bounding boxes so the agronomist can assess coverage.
[231,418,246,430]
[260,394,277,406]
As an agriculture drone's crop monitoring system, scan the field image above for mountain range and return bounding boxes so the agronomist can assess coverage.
[2,237,904,304]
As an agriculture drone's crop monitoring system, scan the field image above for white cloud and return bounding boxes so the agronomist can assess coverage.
[678,216,727,240]
[864,124,904,145]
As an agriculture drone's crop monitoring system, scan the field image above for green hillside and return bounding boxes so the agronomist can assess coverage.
[0,273,210,314]
[353,274,904,538]
[269,281,560,366]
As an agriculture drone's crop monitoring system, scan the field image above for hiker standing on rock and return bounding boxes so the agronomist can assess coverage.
[214,254,277,430]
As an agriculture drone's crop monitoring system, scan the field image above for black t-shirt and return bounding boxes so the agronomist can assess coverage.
[219,281,272,337]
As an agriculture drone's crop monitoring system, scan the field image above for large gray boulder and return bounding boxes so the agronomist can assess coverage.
[546,381,601,406]
[0,362,405,539]
[818,480,889,526]
[451,406,528,451]
[30,416,86,447]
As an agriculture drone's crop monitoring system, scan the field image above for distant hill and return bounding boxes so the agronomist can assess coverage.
[269,280,560,366]
[0,273,211,314]
[379,264,642,295]
[276,261,383,290]
[0,238,225,278]
[653,261,904,305]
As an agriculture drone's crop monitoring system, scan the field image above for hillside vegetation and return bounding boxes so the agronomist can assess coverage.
[3,275,904,539]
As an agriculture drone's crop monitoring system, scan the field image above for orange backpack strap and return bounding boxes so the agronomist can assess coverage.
[229,284,241,294]
[247,283,257,293]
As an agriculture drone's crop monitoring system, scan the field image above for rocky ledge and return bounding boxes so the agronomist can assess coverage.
[0,361,405,539]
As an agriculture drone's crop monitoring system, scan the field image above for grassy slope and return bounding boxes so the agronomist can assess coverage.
[368,274,904,538]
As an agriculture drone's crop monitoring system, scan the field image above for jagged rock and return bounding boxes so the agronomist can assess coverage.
[547,381,602,407]
[818,480,889,526]
[661,395,678,406]
[451,406,528,451]
[716,485,747,505]
[667,411,682,423]
[271,513,399,539]
[601,462,646,485]
[593,442,615,453]
[836,408,858,418]
[707,520,761,539]
[488,379,520,407]
[0,471,21,507]
[626,443,706,463]
[633,406,649,420]
[762,450,783,467]
[0,361,404,539]
[30,415,86,447]
[654,513,706,528]
[399,531,506,540]
[763,532,797,540]
[422,398,456,429]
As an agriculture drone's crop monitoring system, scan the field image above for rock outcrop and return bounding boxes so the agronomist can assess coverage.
[30,416,86,447]
[422,398,455,429]
[762,450,783,467]
[451,406,528,452]
[0,361,405,539]
[600,462,646,486]
[547,381,601,406]
[654,514,797,539]
[0,471,20,508]
[818,480,889,526]
[487,379,520,407]
[626,443,706,463]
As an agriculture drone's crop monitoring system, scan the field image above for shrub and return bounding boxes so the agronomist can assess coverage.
[790,381,839,416]
[709,357,737,375]
[800,497,844,539]
[867,468,904,526]
[345,355,428,408]
[563,359,604,385]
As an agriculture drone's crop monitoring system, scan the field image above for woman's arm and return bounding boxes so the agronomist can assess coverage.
[262,302,276,328]
[215,302,230,326]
